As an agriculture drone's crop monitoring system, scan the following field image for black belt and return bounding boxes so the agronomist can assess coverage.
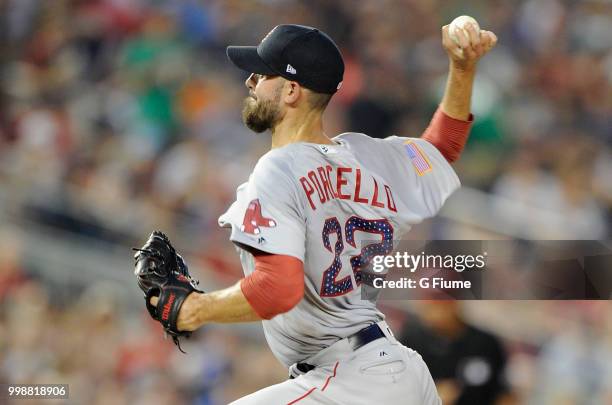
[291,324,386,377]
[347,323,386,351]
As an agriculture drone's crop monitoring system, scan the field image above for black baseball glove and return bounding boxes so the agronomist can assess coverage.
[133,231,203,352]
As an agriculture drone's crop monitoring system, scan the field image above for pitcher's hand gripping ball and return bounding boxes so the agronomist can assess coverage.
[133,231,203,352]
[448,15,480,57]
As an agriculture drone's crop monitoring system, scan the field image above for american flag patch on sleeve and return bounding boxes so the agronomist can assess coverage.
[404,141,432,175]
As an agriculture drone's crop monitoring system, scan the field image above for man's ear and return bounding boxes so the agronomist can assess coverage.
[283,81,301,105]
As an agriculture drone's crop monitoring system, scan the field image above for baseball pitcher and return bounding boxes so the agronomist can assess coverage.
[134,21,497,405]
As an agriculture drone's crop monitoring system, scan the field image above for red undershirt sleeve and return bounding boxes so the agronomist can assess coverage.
[421,106,474,163]
[240,253,304,320]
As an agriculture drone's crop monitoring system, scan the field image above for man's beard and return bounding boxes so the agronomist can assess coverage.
[242,96,281,133]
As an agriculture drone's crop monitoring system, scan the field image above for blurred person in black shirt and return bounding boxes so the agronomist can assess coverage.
[400,301,514,405]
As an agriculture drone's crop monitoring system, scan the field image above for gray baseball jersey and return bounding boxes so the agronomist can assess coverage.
[219,133,460,368]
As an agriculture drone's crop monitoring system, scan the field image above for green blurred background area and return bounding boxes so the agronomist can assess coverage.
[0,0,611,404]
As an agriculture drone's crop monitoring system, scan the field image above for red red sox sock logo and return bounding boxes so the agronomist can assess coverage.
[241,199,277,235]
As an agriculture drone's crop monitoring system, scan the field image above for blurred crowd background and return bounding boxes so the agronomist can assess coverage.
[0,0,611,404]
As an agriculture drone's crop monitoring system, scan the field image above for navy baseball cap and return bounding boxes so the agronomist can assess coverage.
[227,24,344,94]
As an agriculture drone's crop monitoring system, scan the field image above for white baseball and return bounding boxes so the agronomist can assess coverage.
[449,15,480,46]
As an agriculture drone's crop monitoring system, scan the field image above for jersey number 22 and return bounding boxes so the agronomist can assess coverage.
[320,216,393,297]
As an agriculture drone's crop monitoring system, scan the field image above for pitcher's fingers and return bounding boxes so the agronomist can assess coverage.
[465,23,481,48]
[442,25,456,49]
[442,25,450,39]
[455,28,470,50]
[481,31,498,51]
[480,31,492,49]
[443,25,464,56]
[490,31,498,47]
[464,44,478,60]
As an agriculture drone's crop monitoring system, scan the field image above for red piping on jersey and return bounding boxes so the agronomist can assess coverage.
[321,361,339,391]
[240,253,304,320]
[287,387,317,405]
[421,106,473,163]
